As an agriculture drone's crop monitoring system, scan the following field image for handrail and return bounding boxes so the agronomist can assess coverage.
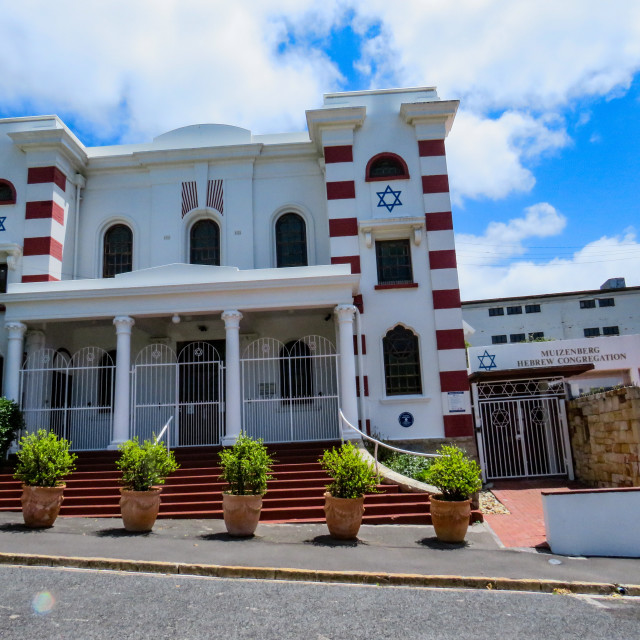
[338,409,439,472]
[155,416,174,449]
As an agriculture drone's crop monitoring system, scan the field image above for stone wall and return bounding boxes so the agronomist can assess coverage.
[568,386,640,487]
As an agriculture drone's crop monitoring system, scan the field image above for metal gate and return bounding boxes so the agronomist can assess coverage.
[131,342,224,447]
[241,335,339,443]
[20,347,114,451]
[475,377,573,480]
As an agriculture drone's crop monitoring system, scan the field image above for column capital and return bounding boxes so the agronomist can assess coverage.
[5,321,27,338]
[221,310,243,329]
[334,304,357,322]
[113,316,135,333]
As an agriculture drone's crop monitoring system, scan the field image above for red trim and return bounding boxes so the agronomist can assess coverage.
[324,145,353,163]
[432,289,461,309]
[23,236,63,260]
[422,175,450,194]
[331,255,361,274]
[25,201,65,225]
[326,181,356,200]
[418,140,446,157]
[353,334,367,355]
[439,370,470,393]
[425,211,453,231]
[429,249,457,269]
[443,414,474,438]
[358,418,372,437]
[27,166,66,191]
[329,217,358,237]
[374,283,419,290]
[21,274,59,283]
[0,179,17,205]
[436,329,466,350]
[356,375,369,397]
[353,294,364,314]
[365,152,410,182]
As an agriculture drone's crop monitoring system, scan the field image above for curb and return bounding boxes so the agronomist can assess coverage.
[0,552,638,596]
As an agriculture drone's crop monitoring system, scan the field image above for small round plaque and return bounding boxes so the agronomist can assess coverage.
[398,412,414,428]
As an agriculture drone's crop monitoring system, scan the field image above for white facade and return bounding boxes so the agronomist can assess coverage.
[0,88,473,449]
[462,283,640,348]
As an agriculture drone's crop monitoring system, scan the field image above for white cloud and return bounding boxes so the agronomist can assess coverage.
[457,228,640,300]
[446,111,569,204]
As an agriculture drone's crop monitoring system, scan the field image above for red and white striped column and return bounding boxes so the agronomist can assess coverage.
[323,133,360,275]
[22,166,69,282]
[419,139,473,438]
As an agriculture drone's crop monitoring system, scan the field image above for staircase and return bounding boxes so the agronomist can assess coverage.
[0,441,482,525]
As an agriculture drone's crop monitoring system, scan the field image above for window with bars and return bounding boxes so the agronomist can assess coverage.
[368,155,408,180]
[375,239,413,285]
[383,325,422,396]
[598,298,615,307]
[103,224,133,278]
[529,331,545,340]
[492,335,507,344]
[275,213,308,267]
[510,333,526,343]
[580,299,596,309]
[0,180,16,204]
[525,304,541,313]
[190,219,220,266]
[603,326,620,336]
[506,305,522,315]
[584,327,600,338]
[488,307,504,317]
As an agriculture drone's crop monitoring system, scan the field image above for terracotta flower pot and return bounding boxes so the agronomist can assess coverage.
[120,487,162,532]
[324,492,365,540]
[222,493,263,537]
[429,495,471,543]
[21,484,65,528]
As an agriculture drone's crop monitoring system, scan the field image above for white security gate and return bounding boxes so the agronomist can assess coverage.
[20,347,114,451]
[241,335,339,443]
[131,342,224,447]
[475,377,573,480]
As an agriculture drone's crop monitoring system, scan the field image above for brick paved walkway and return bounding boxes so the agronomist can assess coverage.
[484,479,586,549]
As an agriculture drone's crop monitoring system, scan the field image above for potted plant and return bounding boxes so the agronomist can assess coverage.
[218,433,274,536]
[422,445,482,543]
[13,429,76,528]
[116,437,180,532]
[320,441,380,540]
[0,397,24,466]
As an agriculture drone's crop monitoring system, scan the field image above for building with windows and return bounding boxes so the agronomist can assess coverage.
[0,87,472,454]
[462,280,640,348]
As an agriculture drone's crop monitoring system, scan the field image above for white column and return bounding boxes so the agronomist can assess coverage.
[335,304,360,440]
[110,316,135,449]
[4,322,26,402]
[221,310,243,445]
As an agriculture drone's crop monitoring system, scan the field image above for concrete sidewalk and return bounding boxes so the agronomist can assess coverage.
[0,512,638,595]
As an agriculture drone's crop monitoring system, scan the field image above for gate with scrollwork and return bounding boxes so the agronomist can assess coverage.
[241,335,339,443]
[475,377,573,480]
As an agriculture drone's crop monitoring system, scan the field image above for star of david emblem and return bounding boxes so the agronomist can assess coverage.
[193,347,204,357]
[262,344,270,354]
[477,350,497,371]
[151,350,162,360]
[308,341,316,352]
[0,217,6,231]
[376,185,402,212]
[86,353,95,362]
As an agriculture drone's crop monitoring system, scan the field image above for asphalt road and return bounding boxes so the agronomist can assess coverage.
[1,565,639,640]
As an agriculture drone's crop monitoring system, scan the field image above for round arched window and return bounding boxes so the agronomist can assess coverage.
[275,213,307,267]
[190,219,220,266]
[103,224,133,278]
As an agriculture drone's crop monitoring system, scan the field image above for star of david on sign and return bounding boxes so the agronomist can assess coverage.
[376,185,402,212]
[477,350,497,371]
[0,217,6,231]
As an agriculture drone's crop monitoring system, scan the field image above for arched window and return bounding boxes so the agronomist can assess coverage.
[103,224,133,278]
[276,213,307,267]
[280,340,313,403]
[190,219,220,266]
[383,326,422,396]
[0,180,16,205]
[366,153,410,182]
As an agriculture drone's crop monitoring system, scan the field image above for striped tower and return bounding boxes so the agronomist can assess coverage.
[403,101,473,438]
[22,166,69,282]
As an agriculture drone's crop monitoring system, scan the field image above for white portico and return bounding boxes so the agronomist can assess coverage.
[4,263,360,448]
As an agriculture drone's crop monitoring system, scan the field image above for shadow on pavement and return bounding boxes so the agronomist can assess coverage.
[199,532,257,542]
[0,522,49,534]
[94,527,154,538]
[417,536,469,550]
[304,535,366,548]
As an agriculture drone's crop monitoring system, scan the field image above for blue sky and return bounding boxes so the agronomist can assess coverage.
[1,1,639,299]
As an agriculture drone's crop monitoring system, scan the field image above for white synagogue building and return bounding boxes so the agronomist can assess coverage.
[0,87,472,453]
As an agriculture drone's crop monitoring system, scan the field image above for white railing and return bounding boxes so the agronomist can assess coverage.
[338,409,439,472]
